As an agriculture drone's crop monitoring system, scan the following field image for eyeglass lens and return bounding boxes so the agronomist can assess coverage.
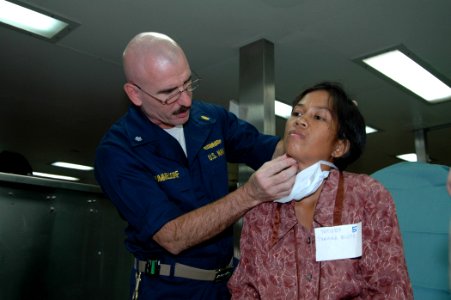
[164,78,200,104]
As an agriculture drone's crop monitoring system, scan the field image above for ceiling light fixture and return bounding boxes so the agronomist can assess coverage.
[275,100,292,119]
[365,126,377,134]
[32,172,80,181]
[396,153,417,162]
[361,48,451,103]
[51,161,94,171]
[0,0,77,41]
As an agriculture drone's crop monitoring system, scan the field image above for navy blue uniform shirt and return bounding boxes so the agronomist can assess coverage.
[95,100,278,299]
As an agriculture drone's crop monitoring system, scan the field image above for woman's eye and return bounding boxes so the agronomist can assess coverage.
[292,111,301,117]
[314,113,329,121]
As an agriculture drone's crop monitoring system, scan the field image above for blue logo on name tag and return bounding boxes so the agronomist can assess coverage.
[352,226,358,233]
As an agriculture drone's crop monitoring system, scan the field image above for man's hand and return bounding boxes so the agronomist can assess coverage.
[242,154,297,204]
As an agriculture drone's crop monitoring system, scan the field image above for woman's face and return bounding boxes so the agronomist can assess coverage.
[283,90,347,170]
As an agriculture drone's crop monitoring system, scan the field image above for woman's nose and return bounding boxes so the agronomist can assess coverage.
[295,115,308,127]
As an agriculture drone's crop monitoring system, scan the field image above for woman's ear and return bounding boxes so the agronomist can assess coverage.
[332,139,350,158]
[124,83,143,106]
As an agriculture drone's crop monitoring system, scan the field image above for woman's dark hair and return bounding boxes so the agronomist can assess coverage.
[292,82,366,170]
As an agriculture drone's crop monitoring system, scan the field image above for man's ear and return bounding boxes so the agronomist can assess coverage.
[124,83,142,106]
[332,139,350,158]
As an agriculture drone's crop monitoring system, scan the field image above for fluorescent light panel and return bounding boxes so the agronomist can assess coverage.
[362,49,451,103]
[0,0,69,39]
[365,126,377,134]
[275,100,292,119]
[33,172,79,181]
[396,153,417,162]
[275,100,378,134]
[51,161,94,171]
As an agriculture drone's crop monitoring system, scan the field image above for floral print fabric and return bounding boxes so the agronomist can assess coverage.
[228,170,413,299]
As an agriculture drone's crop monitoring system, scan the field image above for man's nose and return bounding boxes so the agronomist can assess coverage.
[176,89,192,106]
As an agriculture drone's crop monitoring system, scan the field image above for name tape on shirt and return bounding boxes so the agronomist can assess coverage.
[154,170,180,183]
[203,139,225,161]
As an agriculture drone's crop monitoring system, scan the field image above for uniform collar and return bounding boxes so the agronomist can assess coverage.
[183,101,217,160]
[123,104,166,146]
[123,101,217,163]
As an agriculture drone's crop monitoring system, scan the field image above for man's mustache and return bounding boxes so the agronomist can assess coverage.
[173,105,190,115]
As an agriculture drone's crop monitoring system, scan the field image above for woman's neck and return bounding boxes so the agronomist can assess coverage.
[296,159,333,172]
[294,184,323,230]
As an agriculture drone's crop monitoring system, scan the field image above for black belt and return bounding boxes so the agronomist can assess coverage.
[134,259,233,282]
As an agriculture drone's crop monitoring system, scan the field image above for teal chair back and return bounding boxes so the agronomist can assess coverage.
[372,162,451,299]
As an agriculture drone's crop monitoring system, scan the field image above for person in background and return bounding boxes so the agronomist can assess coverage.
[94,32,297,299]
[0,150,33,175]
[228,82,413,299]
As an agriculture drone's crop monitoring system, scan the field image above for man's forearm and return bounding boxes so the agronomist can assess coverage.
[153,154,297,255]
[153,185,256,255]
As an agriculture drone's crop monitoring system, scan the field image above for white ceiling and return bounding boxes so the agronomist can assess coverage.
[1,0,450,184]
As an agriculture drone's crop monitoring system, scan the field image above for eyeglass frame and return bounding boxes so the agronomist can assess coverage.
[131,72,201,105]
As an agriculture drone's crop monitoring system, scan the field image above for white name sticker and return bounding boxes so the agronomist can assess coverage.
[314,222,362,261]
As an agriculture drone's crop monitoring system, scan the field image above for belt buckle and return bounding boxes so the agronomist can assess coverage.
[144,259,160,277]
[214,266,233,282]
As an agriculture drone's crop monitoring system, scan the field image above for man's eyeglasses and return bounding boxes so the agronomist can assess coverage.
[132,73,201,105]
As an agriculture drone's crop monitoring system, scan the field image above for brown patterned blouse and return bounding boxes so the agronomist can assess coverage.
[228,170,413,299]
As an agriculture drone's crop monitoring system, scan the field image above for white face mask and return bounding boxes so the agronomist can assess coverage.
[275,160,337,203]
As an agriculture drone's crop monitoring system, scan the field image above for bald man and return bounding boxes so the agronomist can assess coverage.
[94,32,296,299]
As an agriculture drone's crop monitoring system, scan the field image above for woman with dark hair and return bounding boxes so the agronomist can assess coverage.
[228,82,413,299]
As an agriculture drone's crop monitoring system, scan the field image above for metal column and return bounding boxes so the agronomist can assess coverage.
[414,128,429,163]
[233,39,276,258]
[238,39,276,134]
[237,39,276,184]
